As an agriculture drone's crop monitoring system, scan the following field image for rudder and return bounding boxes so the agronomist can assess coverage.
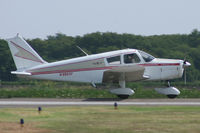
[6,34,47,71]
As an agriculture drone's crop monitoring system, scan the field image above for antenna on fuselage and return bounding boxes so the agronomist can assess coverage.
[76,46,89,56]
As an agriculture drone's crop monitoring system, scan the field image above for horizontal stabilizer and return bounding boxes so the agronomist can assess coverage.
[11,71,31,76]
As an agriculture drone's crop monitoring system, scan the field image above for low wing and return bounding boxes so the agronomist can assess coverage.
[102,65,149,83]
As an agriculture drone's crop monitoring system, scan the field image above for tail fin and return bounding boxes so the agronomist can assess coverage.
[6,34,47,71]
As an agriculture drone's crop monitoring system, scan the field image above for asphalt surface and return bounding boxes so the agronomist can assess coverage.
[0,98,200,107]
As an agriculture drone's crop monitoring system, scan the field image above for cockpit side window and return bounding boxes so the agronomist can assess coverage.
[107,55,121,65]
[124,53,140,64]
[138,50,155,62]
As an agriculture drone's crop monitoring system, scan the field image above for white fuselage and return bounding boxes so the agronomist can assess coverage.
[25,49,184,83]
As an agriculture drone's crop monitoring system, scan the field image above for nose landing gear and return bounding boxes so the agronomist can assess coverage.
[155,81,180,99]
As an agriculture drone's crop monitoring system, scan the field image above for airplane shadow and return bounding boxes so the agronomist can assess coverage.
[82,98,124,101]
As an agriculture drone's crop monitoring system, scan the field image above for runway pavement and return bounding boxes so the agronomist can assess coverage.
[0,98,200,107]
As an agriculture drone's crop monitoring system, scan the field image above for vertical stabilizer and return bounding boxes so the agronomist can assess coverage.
[6,34,47,71]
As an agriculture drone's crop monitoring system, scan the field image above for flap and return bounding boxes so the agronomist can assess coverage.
[108,64,145,72]
[102,65,148,83]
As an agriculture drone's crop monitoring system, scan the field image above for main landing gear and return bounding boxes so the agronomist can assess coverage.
[109,81,135,99]
[117,95,130,99]
[110,74,135,99]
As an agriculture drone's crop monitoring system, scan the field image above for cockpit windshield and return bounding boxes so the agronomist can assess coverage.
[138,50,155,62]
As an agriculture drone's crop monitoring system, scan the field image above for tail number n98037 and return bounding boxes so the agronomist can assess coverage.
[59,72,73,76]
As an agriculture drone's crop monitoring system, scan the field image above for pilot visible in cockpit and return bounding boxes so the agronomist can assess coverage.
[126,54,135,63]
[125,54,140,64]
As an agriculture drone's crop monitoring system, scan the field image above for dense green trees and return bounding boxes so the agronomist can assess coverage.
[0,30,200,81]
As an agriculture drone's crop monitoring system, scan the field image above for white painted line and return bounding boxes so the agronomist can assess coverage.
[0,101,200,106]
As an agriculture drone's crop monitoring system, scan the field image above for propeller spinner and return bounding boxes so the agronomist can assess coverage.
[183,60,191,67]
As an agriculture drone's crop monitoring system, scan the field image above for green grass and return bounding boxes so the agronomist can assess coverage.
[1,80,200,98]
[0,87,116,98]
[0,87,200,98]
[1,106,200,133]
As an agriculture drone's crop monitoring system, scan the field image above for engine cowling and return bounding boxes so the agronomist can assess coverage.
[155,87,180,98]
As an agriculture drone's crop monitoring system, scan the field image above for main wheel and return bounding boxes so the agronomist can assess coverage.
[117,95,129,99]
[167,95,177,99]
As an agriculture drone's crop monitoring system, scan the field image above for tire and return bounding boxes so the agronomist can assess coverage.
[117,95,129,99]
[167,95,177,99]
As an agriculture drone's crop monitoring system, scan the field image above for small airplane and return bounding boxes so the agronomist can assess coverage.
[6,34,191,99]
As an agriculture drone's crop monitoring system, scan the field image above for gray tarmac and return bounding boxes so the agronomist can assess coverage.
[0,98,200,107]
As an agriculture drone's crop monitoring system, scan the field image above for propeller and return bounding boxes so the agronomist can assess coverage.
[182,59,191,85]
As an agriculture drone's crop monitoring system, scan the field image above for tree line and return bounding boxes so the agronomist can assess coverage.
[0,29,200,82]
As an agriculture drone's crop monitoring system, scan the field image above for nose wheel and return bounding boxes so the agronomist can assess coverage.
[167,94,178,99]
[155,81,180,99]
[167,81,178,99]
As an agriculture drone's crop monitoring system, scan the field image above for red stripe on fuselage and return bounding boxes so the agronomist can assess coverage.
[139,63,180,66]
[31,66,116,75]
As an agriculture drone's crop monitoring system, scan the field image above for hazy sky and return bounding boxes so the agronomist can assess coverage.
[0,0,200,39]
